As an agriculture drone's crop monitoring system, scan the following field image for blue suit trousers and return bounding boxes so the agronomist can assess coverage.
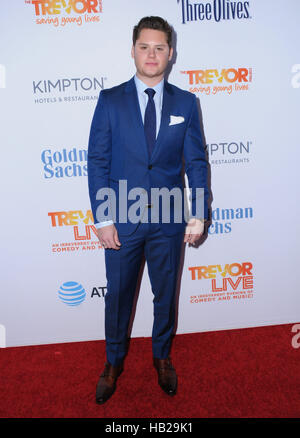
[104,217,184,367]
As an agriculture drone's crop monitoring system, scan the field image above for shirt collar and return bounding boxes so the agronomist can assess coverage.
[134,74,164,98]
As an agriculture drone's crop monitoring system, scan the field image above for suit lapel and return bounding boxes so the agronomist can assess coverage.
[151,81,174,163]
[124,77,149,163]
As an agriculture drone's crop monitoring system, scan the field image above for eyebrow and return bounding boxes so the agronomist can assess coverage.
[137,43,168,47]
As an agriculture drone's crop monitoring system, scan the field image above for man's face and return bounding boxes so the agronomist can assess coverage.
[131,28,173,83]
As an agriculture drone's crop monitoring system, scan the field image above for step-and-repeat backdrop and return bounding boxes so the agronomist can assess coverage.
[0,0,299,348]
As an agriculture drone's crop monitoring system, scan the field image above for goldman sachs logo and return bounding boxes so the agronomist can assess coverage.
[177,0,251,24]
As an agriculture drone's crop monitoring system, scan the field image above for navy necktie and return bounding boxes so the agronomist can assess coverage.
[144,88,156,157]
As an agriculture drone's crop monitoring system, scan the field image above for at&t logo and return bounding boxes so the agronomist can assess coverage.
[58,281,86,306]
[57,282,107,305]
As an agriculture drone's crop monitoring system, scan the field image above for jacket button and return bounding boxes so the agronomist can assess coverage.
[148,165,152,170]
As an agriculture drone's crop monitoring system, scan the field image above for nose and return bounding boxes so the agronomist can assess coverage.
[148,47,156,58]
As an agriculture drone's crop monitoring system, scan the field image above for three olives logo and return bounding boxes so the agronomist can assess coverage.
[58,281,86,306]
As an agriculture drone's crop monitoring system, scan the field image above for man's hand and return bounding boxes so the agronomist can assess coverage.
[97,224,121,250]
[184,218,205,245]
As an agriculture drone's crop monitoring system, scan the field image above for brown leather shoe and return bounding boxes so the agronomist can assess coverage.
[96,361,123,404]
[153,357,177,396]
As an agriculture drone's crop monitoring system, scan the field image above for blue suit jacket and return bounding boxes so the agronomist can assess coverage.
[88,76,209,236]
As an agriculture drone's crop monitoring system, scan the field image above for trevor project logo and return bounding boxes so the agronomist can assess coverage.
[25,0,103,27]
[181,67,252,95]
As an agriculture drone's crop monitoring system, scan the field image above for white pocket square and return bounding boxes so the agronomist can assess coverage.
[169,115,185,126]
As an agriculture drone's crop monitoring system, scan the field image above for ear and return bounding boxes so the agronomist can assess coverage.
[131,45,135,59]
[168,47,174,61]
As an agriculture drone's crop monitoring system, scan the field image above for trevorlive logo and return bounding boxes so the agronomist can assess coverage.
[27,0,102,15]
[49,209,107,253]
[189,262,253,292]
[48,209,98,241]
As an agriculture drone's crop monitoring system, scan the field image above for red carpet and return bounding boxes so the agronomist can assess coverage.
[0,323,299,418]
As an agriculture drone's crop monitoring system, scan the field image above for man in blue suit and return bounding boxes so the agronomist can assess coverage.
[88,16,209,404]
